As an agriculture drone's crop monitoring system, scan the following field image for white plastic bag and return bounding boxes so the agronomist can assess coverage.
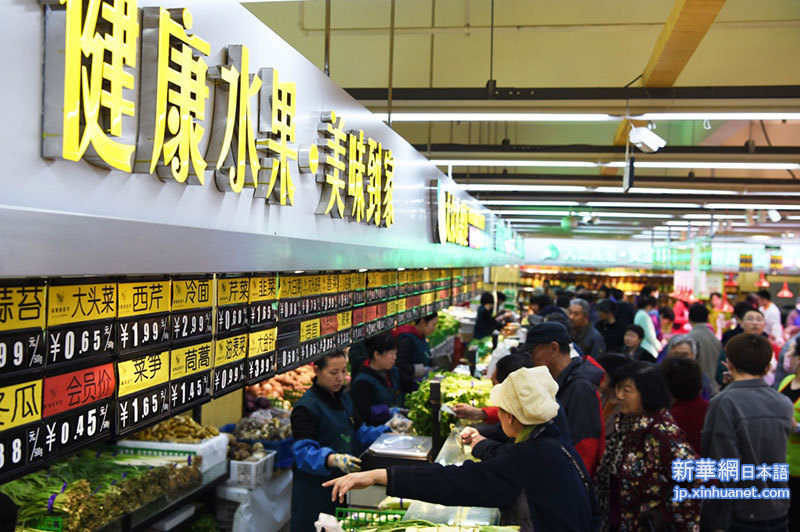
[314,513,345,532]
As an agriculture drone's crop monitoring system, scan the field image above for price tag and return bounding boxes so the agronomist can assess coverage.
[368,272,382,288]
[0,282,46,333]
[277,346,299,372]
[249,276,278,302]
[278,299,302,321]
[339,273,353,292]
[0,425,30,481]
[365,320,381,337]
[386,300,397,316]
[351,324,365,342]
[215,334,248,367]
[299,295,321,316]
[352,306,365,326]
[302,276,322,298]
[337,290,352,309]
[217,305,248,335]
[37,399,112,462]
[299,319,321,343]
[335,329,351,349]
[365,305,378,323]
[171,279,213,311]
[213,361,245,397]
[320,315,338,337]
[218,278,250,307]
[118,352,169,397]
[169,372,211,411]
[321,274,339,294]
[337,311,352,331]
[249,327,277,358]
[42,363,115,418]
[0,378,43,431]
[117,384,170,436]
[250,300,276,328]
[117,314,169,356]
[0,330,45,379]
[397,298,407,313]
[48,282,117,327]
[247,352,276,383]
[170,342,213,380]
[118,281,170,318]
[172,308,213,344]
[320,294,338,312]
[352,290,365,306]
[47,321,114,367]
[278,276,304,300]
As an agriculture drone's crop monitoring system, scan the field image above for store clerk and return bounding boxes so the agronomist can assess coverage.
[350,332,403,425]
[290,351,389,532]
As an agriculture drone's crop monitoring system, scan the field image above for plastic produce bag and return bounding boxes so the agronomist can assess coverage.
[314,513,345,532]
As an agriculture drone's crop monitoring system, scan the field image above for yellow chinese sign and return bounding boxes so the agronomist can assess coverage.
[170,342,213,380]
[118,281,170,318]
[321,274,339,294]
[278,276,304,299]
[302,275,323,297]
[215,334,248,366]
[434,180,484,247]
[0,379,43,430]
[353,273,367,290]
[339,273,353,293]
[249,327,277,357]
[317,112,348,218]
[48,283,117,327]
[249,276,278,302]
[0,283,46,332]
[172,279,213,311]
[300,318,321,343]
[337,311,352,331]
[118,352,169,397]
[218,278,250,307]
[386,300,397,316]
[397,298,407,313]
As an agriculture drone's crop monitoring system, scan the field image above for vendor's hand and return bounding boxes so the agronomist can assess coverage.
[460,427,485,447]
[451,404,488,420]
[327,453,362,473]
[323,469,388,503]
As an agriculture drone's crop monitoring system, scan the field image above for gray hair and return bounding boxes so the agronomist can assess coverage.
[570,298,590,317]
[667,334,698,357]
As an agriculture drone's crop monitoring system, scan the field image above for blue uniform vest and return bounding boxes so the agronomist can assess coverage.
[353,366,402,408]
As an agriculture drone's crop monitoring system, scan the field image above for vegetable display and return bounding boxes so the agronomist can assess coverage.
[352,523,519,532]
[428,311,460,349]
[226,434,269,462]
[234,413,292,442]
[246,364,315,406]
[128,414,220,443]
[405,373,493,439]
[0,449,201,532]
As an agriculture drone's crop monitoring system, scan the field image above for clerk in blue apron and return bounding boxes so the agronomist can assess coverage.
[290,352,389,532]
[350,332,402,425]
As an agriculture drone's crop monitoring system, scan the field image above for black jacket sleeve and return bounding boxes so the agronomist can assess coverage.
[290,405,318,441]
[350,380,377,425]
[394,335,417,394]
[471,438,514,460]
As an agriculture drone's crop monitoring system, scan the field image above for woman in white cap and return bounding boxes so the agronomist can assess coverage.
[323,366,601,531]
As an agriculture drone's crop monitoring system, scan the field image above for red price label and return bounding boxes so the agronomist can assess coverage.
[352,307,366,325]
[365,305,378,322]
[320,315,338,336]
[43,363,116,418]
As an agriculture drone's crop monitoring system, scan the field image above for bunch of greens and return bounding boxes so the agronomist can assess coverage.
[405,373,493,439]
[428,311,460,349]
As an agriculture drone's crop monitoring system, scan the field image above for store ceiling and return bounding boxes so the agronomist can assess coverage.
[244,0,800,243]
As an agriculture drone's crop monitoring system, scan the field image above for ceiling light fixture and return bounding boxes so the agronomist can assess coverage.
[433,159,800,171]
[481,200,581,206]
[492,210,672,219]
[707,203,800,210]
[586,201,701,208]
[460,184,588,192]
[375,112,618,122]
[633,112,800,121]
[594,186,740,195]
[628,126,667,152]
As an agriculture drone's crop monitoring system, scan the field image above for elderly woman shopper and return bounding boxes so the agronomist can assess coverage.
[324,366,601,531]
[596,361,700,532]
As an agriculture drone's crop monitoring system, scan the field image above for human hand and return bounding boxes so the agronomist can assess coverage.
[451,404,487,420]
[327,453,362,473]
[460,427,485,447]
[323,469,388,503]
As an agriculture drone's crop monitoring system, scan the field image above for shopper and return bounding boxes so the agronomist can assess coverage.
[622,324,655,363]
[596,361,700,532]
[687,303,722,395]
[633,295,660,358]
[392,313,437,393]
[610,288,635,327]
[595,353,630,438]
[544,311,583,357]
[785,297,800,340]
[323,366,601,531]
[350,332,402,425]
[722,301,756,346]
[595,299,626,352]
[662,335,713,400]
[660,356,707,453]
[524,322,605,476]
[672,296,690,333]
[474,292,499,340]
[777,337,800,530]
[290,351,389,532]
[640,286,663,341]
[758,289,784,343]
[658,306,676,350]
[701,333,793,531]
[346,340,368,379]
[568,298,606,358]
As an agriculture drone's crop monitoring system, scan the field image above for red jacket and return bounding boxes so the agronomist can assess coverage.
[669,395,708,454]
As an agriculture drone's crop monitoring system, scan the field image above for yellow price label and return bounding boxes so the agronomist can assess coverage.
[172,279,213,311]
[398,271,408,285]
[249,327,277,357]
[278,276,304,299]
[368,272,382,287]
[383,271,397,287]
[300,318,321,343]
[48,283,117,327]
[170,342,213,380]
[337,311,352,331]
[215,334,248,366]
[397,298,407,313]
[0,283,46,332]
[302,276,322,297]
[321,274,339,294]
[118,352,169,397]
[218,278,250,307]
[353,273,367,290]
[386,300,397,316]
[118,281,170,318]
[0,379,42,430]
[339,273,353,292]
[249,276,278,302]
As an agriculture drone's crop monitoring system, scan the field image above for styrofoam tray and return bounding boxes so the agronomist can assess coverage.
[115,433,229,472]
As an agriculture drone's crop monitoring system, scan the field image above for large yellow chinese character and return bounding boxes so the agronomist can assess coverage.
[316,112,347,218]
[142,7,210,184]
[256,68,318,205]
[61,0,139,171]
[365,137,382,226]
[382,148,395,228]
[208,45,261,194]
[346,130,366,222]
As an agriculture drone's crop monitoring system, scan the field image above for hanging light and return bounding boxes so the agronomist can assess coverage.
[755,272,770,288]
[724,273,739,288]
[778,282,794,298]
[720,293,734,313]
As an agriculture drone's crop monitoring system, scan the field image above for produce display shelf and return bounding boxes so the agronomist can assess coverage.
[430,334,456,360]
[99,459,229,532]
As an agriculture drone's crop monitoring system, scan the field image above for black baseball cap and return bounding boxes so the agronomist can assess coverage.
[523,322,571,348]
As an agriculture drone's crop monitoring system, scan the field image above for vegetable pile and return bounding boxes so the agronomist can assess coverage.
[225,434,269,462]
[405,373,493,439]
[246,364,315,406]
[128,414,220,443]
[234,413,292,441]
[0,449,201,532]
[428,311,460,349]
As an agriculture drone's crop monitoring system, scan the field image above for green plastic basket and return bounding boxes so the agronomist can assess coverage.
[31,516,63,532]
[334,508,405,531]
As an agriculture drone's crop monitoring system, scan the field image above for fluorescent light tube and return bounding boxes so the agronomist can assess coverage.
[460,184,588,192]
[494,210,671,219]
[482,200,581,206]
[594,186,740,195]
[376,112,618,122]
[605,161,800,170]
[634,113,800,121]
[586,201,701,208]
[432,159,599,168]
[683,214,745,220]
[706,203,800,210]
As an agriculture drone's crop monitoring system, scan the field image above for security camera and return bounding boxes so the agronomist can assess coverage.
[629,126,667,153]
